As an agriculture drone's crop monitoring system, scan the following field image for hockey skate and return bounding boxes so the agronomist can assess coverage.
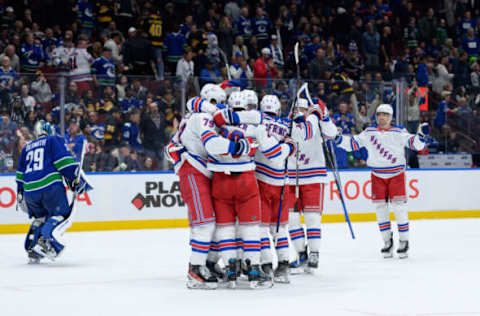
[381,232,394,258]
[260,263,274,282]
[289,250,308,274]
[273,261,290,283]
[397,240,409,259]
[225,258,237,289]
[27,250,42,264]
[246,260,273,289]
[32,237,58,261]
[187,264,218,290]
[305,251,319,273]
[206,260,225,280]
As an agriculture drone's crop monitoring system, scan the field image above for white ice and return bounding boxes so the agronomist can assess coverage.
[1,219,479,316]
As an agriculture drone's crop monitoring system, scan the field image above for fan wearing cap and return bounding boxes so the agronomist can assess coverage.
[267,34,284,68]
[336,103,429,259]
[253,47,278,89]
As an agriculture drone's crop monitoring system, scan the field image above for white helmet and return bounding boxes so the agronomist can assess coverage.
[200,84,226,104]
[260,95,281,116]
[228,91,247,110]
[200,83,216,99]
[295,98,309,109]
[376,103,393,115]
[242,89,258,109]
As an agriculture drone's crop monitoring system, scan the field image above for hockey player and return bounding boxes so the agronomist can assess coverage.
[335,104,428,258]
[16,120,88,263]
[208,92,290,289]
[287,98,338,272]
[254,95,296,283]
[165,89,253,290]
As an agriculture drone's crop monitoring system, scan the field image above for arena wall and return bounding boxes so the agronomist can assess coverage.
[1,169,479,234]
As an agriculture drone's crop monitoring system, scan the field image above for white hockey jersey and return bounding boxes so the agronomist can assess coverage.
[207,122,285,173]
[287,115,338,185]
[69,48,94,82]
[336,124,426,179]
[254,115,291,186]
[51,46,75,71]
[172,112,236,178]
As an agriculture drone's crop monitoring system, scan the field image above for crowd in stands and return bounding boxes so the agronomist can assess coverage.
[0,0,479,173]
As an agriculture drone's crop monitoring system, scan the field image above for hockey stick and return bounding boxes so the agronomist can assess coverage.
[303,87,355,239]
[218,48,232,80]
[293,42,300,199]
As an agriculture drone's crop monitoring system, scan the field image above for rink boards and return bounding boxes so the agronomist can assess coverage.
[1,169,479,234]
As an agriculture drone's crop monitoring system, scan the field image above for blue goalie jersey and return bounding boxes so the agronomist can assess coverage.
[16,135,78,194]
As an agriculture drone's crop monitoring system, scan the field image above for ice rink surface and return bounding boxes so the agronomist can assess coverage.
[1,218,479,316]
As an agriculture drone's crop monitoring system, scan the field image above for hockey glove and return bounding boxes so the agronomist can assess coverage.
[70,177,87,194]
[283,137,298,157]
[213,109,240,127]
[293,115,306,123]
[308,99,329,121]
[233,137,257,158]
[164,142,185,164]
[417,122,430,138]
[16,192,28,214]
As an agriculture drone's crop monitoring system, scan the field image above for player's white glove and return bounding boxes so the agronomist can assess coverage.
[164,142,185,164]
[417,122,430,138]
[232,137,257,158]
[16,193,28,214]
[213,109,240,127]
[308,99,329,121]
[283,137,298,157]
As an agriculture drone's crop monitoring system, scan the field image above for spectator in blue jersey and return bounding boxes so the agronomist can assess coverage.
[252,7,271,49]
[85,110,105,142]
[92,46,115,97]
[332,102,355,169]
[164,25,188,75]
[20,33,44,73]
[0,55,18,93]
[41,28,58,62]
[65,118,87,161]
[462,28,480,57]
[268,35,284,69]
[362,21,380,70]
[199,58,221,86]
[0,45,20,73]
[120,86,143,113]
[236,6,252,42]
[230,52,251,89]
[459,11,476,35]
[416,55,429,87]
[74,0,95,37]
[121,108,142,152]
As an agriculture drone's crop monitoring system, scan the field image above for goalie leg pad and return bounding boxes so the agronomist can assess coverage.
[190,222,215,265]
[375,202,392,242]
[391,201,409,241]
[304,212,322,252]
[288,211,306,253]
[24,217,46,253]
[40,216,66,255]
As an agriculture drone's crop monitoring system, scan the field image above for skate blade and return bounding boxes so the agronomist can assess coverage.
[382,252,394,259]
[28,257,41,264]
[273,276,290,284]
[398,253,408,259]
[250,280,273,289]
[186,280,218,290]
[32,245,56,262]
[289,266,306,275]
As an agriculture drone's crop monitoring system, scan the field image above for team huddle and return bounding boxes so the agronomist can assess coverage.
[14,81,428,290]
[165,82,429,289]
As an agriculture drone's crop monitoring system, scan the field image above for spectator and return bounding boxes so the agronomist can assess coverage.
[0,56,18,93]
[104,107,123,150]
[404,17,419,49]
[66,81,81,105]
[176,48,194,82]
[218,16,234,60]
[104,31,124,64]
[224,1,240,23]
[232,35,249,60]
[252,7,271,49]
[253,47,278,89]
[236,6,252,42]
[199,58,221,86]
[380,26,393,65]
[70,39,94,96]
[142,8,165,80]
[0,45,20,72]
[131,79,147,101]
[20,32,44,73]
[406,82,421,133]
[462,28,480,57]
[332,102,355,168]
[308,48,330,80]
[453,52,470,90]
[123,27,154,76]
[65,119,87,161]
[20,84,36,113]
[92,46,115,96]
[268,35,284,69]
[163,25,187,75]
[416,55,429,87]
[362,21,380,69]
[30,71,54,107]
[418,8,437,44]
[74,0,95,37]
[115,75,129,101]
[459,11,475,36]
[141,102,166,166]
[432,56,454,94]
[122,108,142,152]
[230,52,252,89]
[120,86,143,113]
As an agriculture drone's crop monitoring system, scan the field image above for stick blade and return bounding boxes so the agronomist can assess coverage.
[294,42,299,64]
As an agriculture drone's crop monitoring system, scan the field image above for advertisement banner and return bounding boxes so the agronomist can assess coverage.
[1,169,479,232]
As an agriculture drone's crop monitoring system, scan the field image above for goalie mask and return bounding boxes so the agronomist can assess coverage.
[33,120,55,138]
[260,95,281,116]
